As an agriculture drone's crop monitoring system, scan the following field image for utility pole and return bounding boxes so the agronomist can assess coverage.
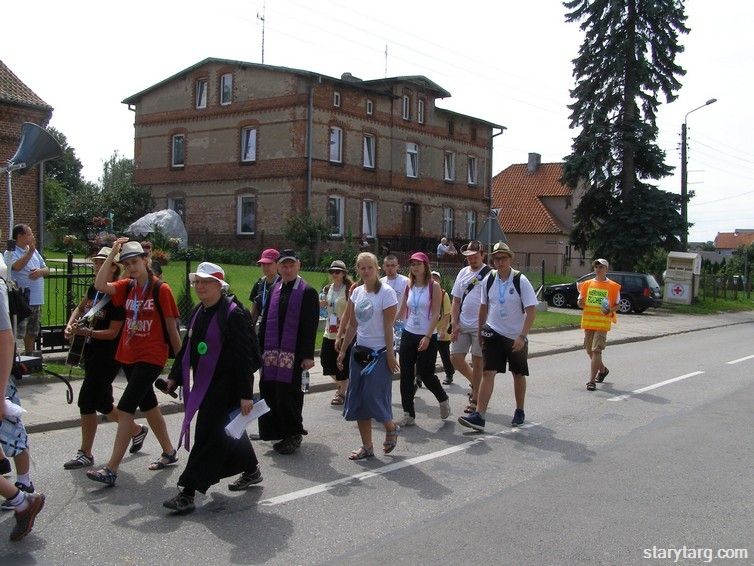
[257,0,266,64]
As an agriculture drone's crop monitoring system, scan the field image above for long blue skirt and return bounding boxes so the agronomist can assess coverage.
[343,349,393,423]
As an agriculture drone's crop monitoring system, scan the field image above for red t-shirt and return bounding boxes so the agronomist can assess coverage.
[111,277,180,367]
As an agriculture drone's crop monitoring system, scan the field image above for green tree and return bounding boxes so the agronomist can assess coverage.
[99,151,152,231]
[561,0,689,270]
[43,128,85,222]
[283,210,330,267]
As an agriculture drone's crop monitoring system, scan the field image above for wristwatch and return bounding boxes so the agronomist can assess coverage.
[519,334,528,343]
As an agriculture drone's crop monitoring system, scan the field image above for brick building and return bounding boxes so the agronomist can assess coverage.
[0,60,53,243]
[122,58,504,252]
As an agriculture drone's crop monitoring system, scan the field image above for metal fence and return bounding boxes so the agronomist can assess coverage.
[698,273,752,301]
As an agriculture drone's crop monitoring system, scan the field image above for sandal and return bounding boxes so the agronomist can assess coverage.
[383,425,400,454]
[148,450,178,471]
[330,392,345,405]
[586,382,596,391]
[596,367,609,383]
[348,446,374,460]
[86,466,117,487]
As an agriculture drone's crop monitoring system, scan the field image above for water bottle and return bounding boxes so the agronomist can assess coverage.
[319,291,327,319]
[301,370,310,393]
[393,319,404,352]
[600,297,611,314]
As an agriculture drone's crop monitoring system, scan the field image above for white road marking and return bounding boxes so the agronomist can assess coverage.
[726,354,754,365]
[259,422,540,506]
[607,371,704,402]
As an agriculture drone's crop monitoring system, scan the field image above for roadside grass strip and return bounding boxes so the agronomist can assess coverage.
[607,371,704,402]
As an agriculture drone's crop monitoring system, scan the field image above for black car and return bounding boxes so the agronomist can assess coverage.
[543,271,662,314]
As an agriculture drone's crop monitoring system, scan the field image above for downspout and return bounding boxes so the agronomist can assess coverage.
[306,76,322,210]
[486,126,505,254]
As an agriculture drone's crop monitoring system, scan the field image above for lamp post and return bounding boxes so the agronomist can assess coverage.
[681,98,717,248]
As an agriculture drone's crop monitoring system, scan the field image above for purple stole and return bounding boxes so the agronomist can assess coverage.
[262,276,306,383]
[179,301,237,450]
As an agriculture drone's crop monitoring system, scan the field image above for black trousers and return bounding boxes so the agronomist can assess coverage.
[399,331,448,417]
[436,339,454,379]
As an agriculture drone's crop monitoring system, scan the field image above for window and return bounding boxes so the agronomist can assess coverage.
[466,210,477,240]
[442,207,455,240]
[444,151,456,181]
[171,134,185,168]
[362,200,377,238]
[363,134,376,169]
[366,99,373,115]
[327,196,344,237]
[168,197,185,222]
[418,99,425,124]
[402,202,420,237]
[220,73,233,105]
[402,95,410,120]
[241,127,257,162]
[236,195,256,235]
[406,142,418,178]
[195,79,207,109]
[467,156,478,185]
[333,91,341,107]
[329,127,343,163]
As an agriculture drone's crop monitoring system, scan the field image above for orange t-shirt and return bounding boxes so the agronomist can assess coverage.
[111,277,179,367]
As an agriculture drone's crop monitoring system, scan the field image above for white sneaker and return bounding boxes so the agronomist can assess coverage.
[439,399,451,420]
[397,413,415,427]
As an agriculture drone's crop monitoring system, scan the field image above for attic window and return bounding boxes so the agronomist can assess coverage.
[402,95,411,120]
[366,99,373,115]
[333,91,341,108]
[418,99,425,124]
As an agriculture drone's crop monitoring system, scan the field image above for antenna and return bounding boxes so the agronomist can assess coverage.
[257,0,266,64]
[384,44,388,78]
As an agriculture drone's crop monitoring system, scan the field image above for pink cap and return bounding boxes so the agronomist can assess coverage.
[409,252,430,264]
[257,248,280,264]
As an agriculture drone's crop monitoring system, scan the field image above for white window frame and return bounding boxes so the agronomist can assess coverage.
[366,99,373,115]
[406,142,418,178]
[236,195,256,235]
[333,91,341,107]
[195,79,207,109]
[329,126,343,163]
[327,195,344,238]
[466,210,477,240]
[171,134,185,168]
[442,207,455,240]
[363,134,376,169]
[362,199,377,238]
[467,156,478,185]
[418,99,425,124]
[220,73,233,106]
[402,95,410,120]
[241,127,257,163]
[444,151,456,181]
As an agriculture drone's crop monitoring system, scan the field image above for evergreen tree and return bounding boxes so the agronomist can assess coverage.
[561,0,689,269]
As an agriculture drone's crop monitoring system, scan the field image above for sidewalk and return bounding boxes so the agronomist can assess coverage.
[13,309,754,434]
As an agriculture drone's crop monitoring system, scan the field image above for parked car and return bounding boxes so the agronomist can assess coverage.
[543,271,662,314]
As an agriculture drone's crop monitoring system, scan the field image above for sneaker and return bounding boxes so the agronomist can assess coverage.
[458,411,485,432]
[442,375,453,385]
[0,457,11,476]
[228,467,263,491]
[2,482,35,511]
[64,450,94,470]
[163,492,195,514]
[439,399,451,420]
[511,408,525,427]
[396,413,415,427]
[129,425,149,454]
[10,493,45,542]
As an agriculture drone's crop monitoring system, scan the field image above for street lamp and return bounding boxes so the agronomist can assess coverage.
[681,98,717,248]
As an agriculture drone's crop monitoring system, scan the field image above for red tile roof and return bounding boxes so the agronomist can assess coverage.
[491,162,571,234]
[713,231,754,250]
[0,60,51,110]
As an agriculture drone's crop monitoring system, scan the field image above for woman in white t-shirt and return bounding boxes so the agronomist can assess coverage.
[396,252,450,427]
[336,253,400,460]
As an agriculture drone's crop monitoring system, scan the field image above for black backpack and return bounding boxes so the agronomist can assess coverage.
[484,269,525,313]
[1,276,31,323]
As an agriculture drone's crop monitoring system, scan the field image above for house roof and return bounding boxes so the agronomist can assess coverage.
[713,231,754,250]
[491,162,571,234]
[0,60,51,111]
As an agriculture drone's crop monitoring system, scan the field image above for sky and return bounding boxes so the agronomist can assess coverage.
[3,0,753,243]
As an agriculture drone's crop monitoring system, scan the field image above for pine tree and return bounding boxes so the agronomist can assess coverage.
[561,0,689,269]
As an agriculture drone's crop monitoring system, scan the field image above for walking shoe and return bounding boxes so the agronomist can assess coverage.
[2,482,35,511]
[275,435,301,455]
[64,450,94,470]
[86,466,117,487]
[396,413,415,427]
[9,493,45,542]
[129,425,149,454]
[0,457,11,475]
[596,367,610,383]
[458,411,485,432]
[442,375,453,385]
[511,408,525,427]
[439,399,451,420]
[163,492,195,514]
[228,467,263,491]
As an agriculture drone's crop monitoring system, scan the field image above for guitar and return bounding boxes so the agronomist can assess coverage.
[66,295,112,367]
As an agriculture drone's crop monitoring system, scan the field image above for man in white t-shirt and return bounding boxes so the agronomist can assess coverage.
[458,242,537,432]
[450,240,490,412]
[379,255,409,302]
[11,224,49,355]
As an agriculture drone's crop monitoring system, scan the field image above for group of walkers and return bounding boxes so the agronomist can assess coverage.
[1,229,623,538]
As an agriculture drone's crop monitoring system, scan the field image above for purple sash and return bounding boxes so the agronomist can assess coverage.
[262,277,305,383]
[179,301,237,450]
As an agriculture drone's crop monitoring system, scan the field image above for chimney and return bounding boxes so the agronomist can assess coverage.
[527,152,541,173]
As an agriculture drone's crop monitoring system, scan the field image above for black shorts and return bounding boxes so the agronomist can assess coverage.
[320,337,351,381]
[117,362,162,414]
[78,355,121,415]
[481,327,529,376]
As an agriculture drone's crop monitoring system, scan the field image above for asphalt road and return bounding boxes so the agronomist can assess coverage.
[2,325,753,565]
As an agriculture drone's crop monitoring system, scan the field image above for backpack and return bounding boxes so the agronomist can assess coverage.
[1,276,31,323]
[459,265,491,309]
[485,269,525,313]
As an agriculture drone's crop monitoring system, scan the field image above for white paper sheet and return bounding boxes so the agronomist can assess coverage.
[3,399,26,418]
[224,399,270,439]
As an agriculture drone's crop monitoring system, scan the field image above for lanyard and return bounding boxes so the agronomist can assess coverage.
[329,284,342,309]
[497,278,511,304]
[410,285,426,314]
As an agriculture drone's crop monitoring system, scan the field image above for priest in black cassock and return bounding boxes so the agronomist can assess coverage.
[258,249,319,455]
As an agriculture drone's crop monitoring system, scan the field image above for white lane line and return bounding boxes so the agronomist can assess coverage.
[607,371,704,402]
[726,354,754,365]
[259,422,540,506]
